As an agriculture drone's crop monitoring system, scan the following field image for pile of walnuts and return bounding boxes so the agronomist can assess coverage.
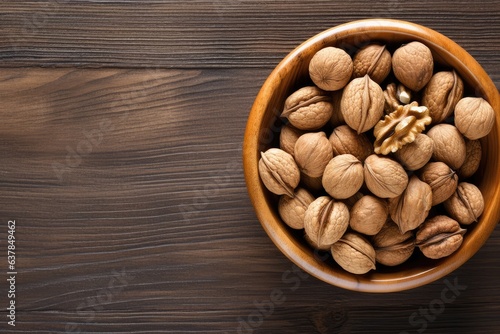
[258,41,496,275]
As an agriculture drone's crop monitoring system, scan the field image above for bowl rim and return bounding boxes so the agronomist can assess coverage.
[243,18,500,292]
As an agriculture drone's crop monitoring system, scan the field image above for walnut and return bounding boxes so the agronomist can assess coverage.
[372,221,415,266]
[389,176,432,234]
[416,216,466,260]
[392,41,434,91]
[384,83,400,114]
[340,75,385,133]
[364,154,409,198]
[422,70,464,124]
[444,182,484,225]
[322,154,364,200]
[383,83,413,114]
[454,97,496,140]
[309,47,353,91]
[304,233,330,251]
[278,188,315,229]
[328,125,373,161]
[373,101,432,155]
[426,124,466,170]
[258,148,300,197]
[304,196,349,250]
[352,44,392,84]
[279,124,304,158]
[419,162,458,205]
[394,133,434,171]
[458,139,482,179]
[331,232,376,274]
[397,84,412,105]
[349,195,388,235]
[281,86,333,130]
[294,132,333,178]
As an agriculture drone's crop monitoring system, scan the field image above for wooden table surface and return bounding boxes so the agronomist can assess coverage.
[0,1,499,333]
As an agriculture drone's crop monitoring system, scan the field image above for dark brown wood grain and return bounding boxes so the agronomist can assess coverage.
[0,0,499,333]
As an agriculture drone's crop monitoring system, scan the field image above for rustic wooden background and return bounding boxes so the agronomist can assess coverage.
[0,1,498,333]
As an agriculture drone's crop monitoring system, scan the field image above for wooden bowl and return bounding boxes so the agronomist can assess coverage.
[243,19,500,292]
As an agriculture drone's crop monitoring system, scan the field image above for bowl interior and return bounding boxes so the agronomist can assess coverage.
[243,19,500,292]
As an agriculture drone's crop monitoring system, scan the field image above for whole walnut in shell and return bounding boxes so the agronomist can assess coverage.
[278,188,315,229]
[304,196,349,250]
[331,232,376,274]
[427,124,466,170]
[372,221,415,266]
[322,154,364,200]
[394,133,434,171]
[416,215,466,259]
[352,44,392,84]
[279,124,304,157]
[294,132,333,178]
[444,182,484,225]
[422,70,464,124]
[258,148,300,197]
[392,41,434,91]
[364,154,409,198]
[454,97,495,140]
[309,47,353,91]
[340,75,385,133]
[329,125,373,161]
[281,86,333,130]
[458,139,482,179]
[389,175,432,234]
[349,195,388,235]
[419,162,458,205]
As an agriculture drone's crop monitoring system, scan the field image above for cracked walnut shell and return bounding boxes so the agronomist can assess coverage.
[340,75,385,134]
[281,86,333,130]
[373,101,431,155]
